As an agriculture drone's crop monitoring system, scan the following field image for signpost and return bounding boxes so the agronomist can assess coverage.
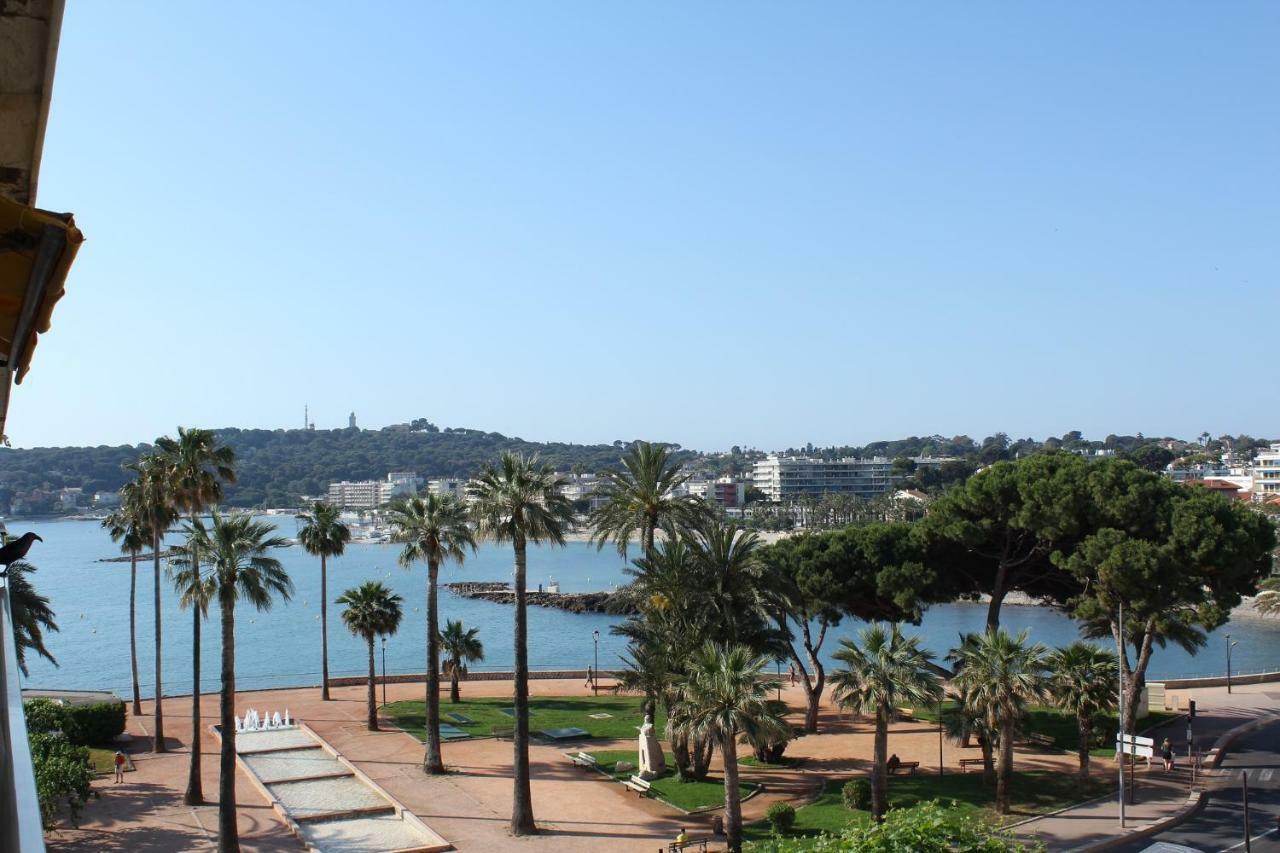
[1116,733,1155,758]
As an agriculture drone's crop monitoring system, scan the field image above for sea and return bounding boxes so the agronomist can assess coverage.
[13,517,1280,699]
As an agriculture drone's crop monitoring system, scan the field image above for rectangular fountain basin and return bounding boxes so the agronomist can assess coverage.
[243,747,350,784]
[268,775,391,819]
[299,813,447,853]
[235,727,316,753]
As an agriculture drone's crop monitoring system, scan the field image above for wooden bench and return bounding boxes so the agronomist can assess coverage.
[888,761,920,775]
[959,758,986,773]
[666,839,709,852]
[624,775,653,797]
[1027,733,1055,749]
[895,707,915,722]
[569,751,597,770]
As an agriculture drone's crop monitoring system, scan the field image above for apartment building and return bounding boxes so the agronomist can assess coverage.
[1256,444,1280,499]
[752,455,898,502]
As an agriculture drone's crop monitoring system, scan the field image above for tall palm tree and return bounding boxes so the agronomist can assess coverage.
[387,494,474,774]
[297,501,350,701]
[156,427,236,805]
[337,581,404,731]
[952,629,1050,814]
[439,619,484,703]
[587,440,708,559]
[5,560,58,676]
[469,452,574,836]
[676,642,788,853]
[129,455,177,754]
[102,490,151,716]
[1049,642,1117,782]
[829,624,942,822]
[187,513,291,853]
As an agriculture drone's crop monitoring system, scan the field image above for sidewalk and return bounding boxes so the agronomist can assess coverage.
[1011,690,1280,851]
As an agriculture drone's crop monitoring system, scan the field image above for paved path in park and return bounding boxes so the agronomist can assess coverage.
[1013,685,1280,851]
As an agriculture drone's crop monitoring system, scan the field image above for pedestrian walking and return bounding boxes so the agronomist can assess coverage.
[113,750,126,783]
[1160,737,1174,771]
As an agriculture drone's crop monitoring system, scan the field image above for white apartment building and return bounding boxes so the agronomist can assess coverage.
[1255,444,1280,498]
[426,477,468,501]
[752,455,898,502]
[327,480,390,508]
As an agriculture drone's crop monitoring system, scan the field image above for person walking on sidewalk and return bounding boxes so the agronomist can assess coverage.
[113,750,126,783]
[1160,737,1175,771]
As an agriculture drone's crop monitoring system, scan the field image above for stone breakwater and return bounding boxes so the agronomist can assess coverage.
[444,581,635,615]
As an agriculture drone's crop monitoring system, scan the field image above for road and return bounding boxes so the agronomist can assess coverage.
[1114,721,1280,853]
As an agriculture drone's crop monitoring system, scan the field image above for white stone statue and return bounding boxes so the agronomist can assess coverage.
[638,712,665,779]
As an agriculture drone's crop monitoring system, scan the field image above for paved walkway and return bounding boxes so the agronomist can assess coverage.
[1012,685,1280,851]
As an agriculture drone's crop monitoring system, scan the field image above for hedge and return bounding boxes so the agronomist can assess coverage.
[24,698,125,746]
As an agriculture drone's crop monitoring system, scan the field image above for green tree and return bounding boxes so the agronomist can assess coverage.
[167,542,216,801]
[1057,460,1275,735]
[128,454,178,754]
[297,501,351,701]
[156,426,236,805]
[587,440,709,559]
[676,642,787,853]
[388,494,475,773]
[30,732,94,829]
[337,581,405,731]
[439,619,484,703]
[829,624,942,821]
[5,560,57,676]
[186,513,292,853]
[951,629,1050,815]
[1048,642,1117,781]
[469,452,574,836]
[102,490,152,716]
[921,453,1089,631]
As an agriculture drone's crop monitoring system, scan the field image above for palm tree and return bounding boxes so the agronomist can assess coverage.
[338,581,405,730]
[156,427,236,805]
[439,619,484,703]
[676,642,788,853]
[952,629,1050,814]
[469,452,574,836]
[297,501,350,701]
[829,624,942,822]
[129,455,177,754]
[1049,642,1117,782]
[587,440,708,559]
[387,494,474,774]
[187,513,291,853]
[102,491,151,716]
[5,560,58,676]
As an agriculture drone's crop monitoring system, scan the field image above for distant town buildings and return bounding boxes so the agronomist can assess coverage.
[426,477,468,501]
[1162,441,1280,503]
[326,472,422,508]
[1255,443,1280,499]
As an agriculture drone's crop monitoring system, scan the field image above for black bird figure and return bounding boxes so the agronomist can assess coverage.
[0,532,42,577]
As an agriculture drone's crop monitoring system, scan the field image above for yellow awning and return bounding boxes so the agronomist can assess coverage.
[0,195,83,384]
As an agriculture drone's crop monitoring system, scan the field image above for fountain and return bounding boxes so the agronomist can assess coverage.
[235,707,298,732]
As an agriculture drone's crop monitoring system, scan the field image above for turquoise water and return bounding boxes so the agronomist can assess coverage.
[12,518,1280,697]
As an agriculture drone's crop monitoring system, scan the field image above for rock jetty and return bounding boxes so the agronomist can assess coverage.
[444,581,634,615]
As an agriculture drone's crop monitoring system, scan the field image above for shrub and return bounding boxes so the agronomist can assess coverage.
[24,698,71,736]
[65,700,126,746]
[842,778,871,811]
[766,801,796,834]
[30,732,95,828]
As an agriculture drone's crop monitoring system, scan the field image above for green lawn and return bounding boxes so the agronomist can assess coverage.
[743,770,1112,844]
[739,755,802,769]
[588,749,757,812]
[908,702,1179,757]
[87,746,119,774]
[384,694,663,741]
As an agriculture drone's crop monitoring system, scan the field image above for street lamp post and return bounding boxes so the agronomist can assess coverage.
[381,635,387,707]
[1227,634,1238,694]
[592,629,600,696]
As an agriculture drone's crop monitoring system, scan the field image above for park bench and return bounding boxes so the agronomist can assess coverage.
[446,712,475,725]
[490,725,514,740]
[959,758,986,773]
[569,751,598,770]
[1027,733,1055,749]
[888,761,920,775]
[895,707,915,722]
[666,839,709,852]
[624,775,653,797]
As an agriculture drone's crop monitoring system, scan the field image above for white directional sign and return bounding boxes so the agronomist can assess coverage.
[1116,733,1155,758]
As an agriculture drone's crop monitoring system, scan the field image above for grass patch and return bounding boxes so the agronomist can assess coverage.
[739,754,802,769]
[908,702,1179,757]
[384,694,662,741]
[588,749,756,812]
[87,746,119,774]
[743,770,1112,843]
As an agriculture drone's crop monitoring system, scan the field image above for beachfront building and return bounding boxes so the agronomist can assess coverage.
[752,455,898,502]
[680,476,747,508]
[1256,444,1280,499]
[426,477,468,501]
[327,480,384,508]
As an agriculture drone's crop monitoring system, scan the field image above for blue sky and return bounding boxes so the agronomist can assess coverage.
[17,3,1279,450]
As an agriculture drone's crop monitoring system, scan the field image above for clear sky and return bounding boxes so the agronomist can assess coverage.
[17,3,1279,451]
